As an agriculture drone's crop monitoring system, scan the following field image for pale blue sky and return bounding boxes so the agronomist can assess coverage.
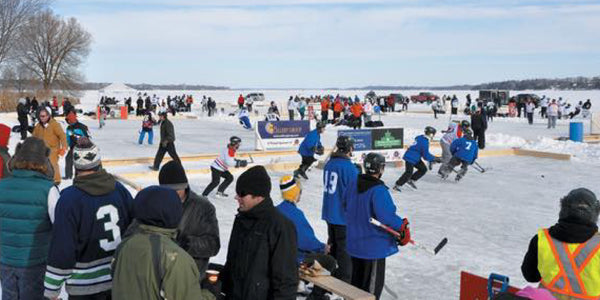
[54,0,600,88]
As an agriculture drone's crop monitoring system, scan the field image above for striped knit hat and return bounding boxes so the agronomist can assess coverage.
[74,137,101,171]
[280,175,301,203]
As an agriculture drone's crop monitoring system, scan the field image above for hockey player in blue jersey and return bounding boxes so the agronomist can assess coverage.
[394,126,442,191]
[322,135,358,283]
[346,152,410,299]
[439,128,479,181]
[294,121,326,180]
[44,138,135,299]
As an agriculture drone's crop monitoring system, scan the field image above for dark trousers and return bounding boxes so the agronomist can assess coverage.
[517,105,522,117]
[351,257,386,300]
[327,224,352,283]
[288,110,295,120]
[451,107,458,115]
[396,160,427,186]
[65,147,75,179]
[18,118,28,140]
[402,103,408,111]
[321,111,328,122]
[298,156,317,173]
[333,111,341,120]
[69,290,112,300]
[152,142,180,169]
[352,116,362,129]
[527,112,533,124]
[473,128,486,149]
[202,167,233,196]
[541,107,547,118]
[0,264,45,300]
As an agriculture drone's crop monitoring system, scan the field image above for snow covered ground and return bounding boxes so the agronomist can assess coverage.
[1,89,600,299]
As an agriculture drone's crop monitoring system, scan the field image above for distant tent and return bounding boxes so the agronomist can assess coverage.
[99,82,137,94]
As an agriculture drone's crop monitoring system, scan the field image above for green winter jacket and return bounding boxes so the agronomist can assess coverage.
[111,222,214,300]
[0,169,54,267]
[160,118,175,145]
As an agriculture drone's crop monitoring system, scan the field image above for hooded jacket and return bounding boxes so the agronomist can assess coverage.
[221,197,298,300]
[44,169,134,298]
[403,135,435,164]
[346,174,405,259]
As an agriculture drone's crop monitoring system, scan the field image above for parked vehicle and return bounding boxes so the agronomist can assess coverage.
[389,93,406,104]
[410,92,439,103]
[515,93,540,105]
[246,92,265,102]
[479,90,510,106]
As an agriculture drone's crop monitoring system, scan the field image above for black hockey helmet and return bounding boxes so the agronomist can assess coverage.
[229,136,242,146]
[363,152,386,175]
[336,135,355,153]
[424,126,437,137]
[460,120,470,129]
[316,121,327,130]
[463,128,474,140]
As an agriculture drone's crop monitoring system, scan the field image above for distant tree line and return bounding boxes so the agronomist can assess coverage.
[361,76,600,91]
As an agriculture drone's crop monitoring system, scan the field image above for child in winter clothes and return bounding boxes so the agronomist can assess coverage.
[139,111,155,144]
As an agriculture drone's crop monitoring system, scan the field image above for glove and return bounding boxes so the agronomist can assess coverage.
[395,219,411,246]
[433,156,442,163]
[235,159,248,168]
[315,146,325,155]
[58,148,66,157]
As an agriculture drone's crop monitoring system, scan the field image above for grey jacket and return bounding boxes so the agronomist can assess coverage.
[176,190,220,280]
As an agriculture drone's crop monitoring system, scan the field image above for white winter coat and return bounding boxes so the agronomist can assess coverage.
[526,103,535,113]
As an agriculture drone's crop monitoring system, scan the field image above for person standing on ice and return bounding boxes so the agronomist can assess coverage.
[526,98,536,125]
[237,94,244,109]
[287,96,297,121]
[547,99,559,129]
[394,126,441,192]
[202,136,247,198]
[44,138,134,300]
[294,121,326,180]
[150,111,180,171]
[220,166,298,300]
[471,105,487,149]
[346,152,411,299]
[33,106,67,185]
[138,110,155,145]
[438,128,478,181]
[521,188,600,300]
[322,136,359,284]
[159,161,220,281]
[64,110,90,180]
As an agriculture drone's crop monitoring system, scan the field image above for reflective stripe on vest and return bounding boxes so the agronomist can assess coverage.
[538,228,600,299]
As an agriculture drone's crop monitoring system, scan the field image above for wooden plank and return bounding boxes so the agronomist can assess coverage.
[478,149,516,157]
[514,149,571,161]
[300,274,375,300]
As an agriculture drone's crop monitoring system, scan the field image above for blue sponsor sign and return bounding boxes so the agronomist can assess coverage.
[257,120,310,139]
[338,129,372,151]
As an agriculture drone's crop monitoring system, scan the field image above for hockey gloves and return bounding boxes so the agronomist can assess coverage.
[235,159,248,168]
[396,219,411,246]
[314,145,325,155]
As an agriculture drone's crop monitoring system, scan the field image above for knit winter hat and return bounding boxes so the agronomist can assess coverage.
[10,137,53,177]
[280,175,301,203]
[559,188,600,225]
[134,186,183,229]
[74,137,101,171]
[236,165,271,198]
[158,161,188,191]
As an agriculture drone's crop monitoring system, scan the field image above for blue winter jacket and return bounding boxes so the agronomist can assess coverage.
[298,129,322,157]
[403,134,435,165]
[0,170,54,267]
[322,155,358,225]
[277,201,325,264]
[346,174,405,260]
[451,137,478,164]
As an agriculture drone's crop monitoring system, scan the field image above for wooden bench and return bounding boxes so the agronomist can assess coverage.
[300,274,375,300]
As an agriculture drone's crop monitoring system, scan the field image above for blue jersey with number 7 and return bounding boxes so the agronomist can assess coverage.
[322,155,359,225]
[450,137,478,164]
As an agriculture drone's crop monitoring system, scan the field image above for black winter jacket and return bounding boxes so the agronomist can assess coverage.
[221,197,298,300]
[521,219,598,282]
[176,191,220,280]
[17,103,29,121]
[471,111,487,131]
[160,118,175,145]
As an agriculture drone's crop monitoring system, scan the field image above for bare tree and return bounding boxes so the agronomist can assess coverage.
[2,64,34,92]
[0,0,48,66]
[15,10,91,91]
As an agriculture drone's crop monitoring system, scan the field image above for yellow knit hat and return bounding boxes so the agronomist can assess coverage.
[280,175,301,203]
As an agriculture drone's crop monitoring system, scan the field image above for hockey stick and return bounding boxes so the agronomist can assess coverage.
[384,284,399,299]
[248,154,255,164]
[369,218,448,255]
[113,174,143,192]
[471,161,486,173]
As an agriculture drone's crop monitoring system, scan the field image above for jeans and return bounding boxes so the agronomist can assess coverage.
[0,264,46,300]
[138,130,153,144]
[548,116,557,128]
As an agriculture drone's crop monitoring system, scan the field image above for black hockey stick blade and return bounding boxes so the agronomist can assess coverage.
[433,237,448,255]
[248,154,255,164]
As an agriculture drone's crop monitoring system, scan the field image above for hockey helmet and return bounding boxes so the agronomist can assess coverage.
[363,152,386,175]
[316,121,327,131]
[229,136,242,146]
[424,126,437,137]
[463,128,474,140]
[460,120,470,129]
